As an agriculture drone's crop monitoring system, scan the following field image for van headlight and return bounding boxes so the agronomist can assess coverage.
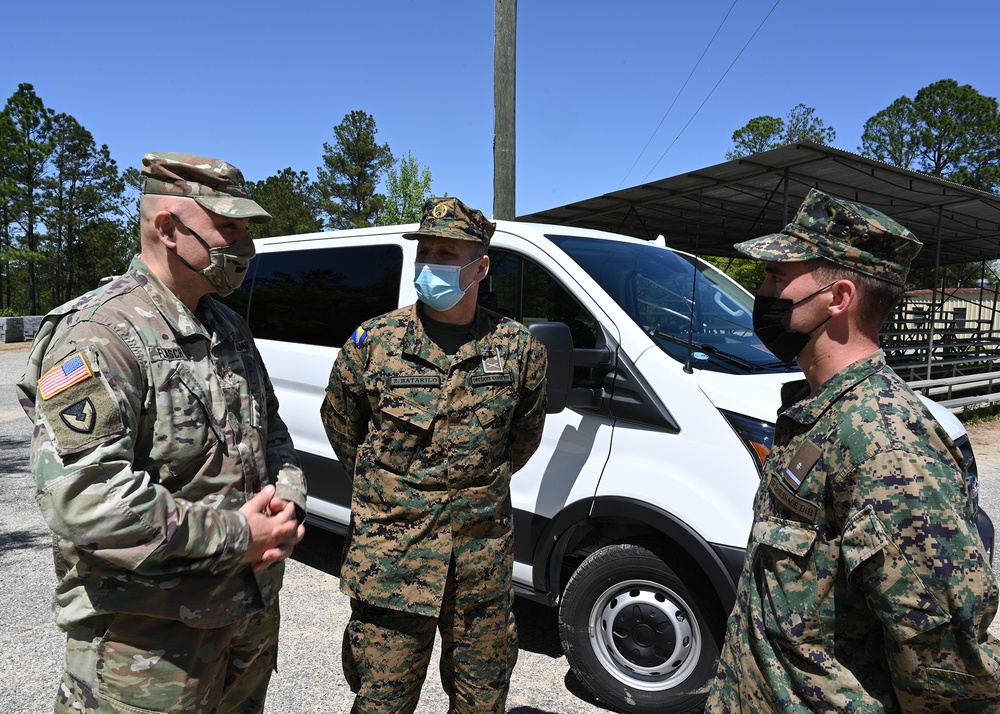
[721,410,774,476]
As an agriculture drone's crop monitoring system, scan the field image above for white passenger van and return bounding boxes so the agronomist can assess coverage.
[224,221,989,714]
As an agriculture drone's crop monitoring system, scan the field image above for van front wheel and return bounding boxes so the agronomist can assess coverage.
[558,543,720,714]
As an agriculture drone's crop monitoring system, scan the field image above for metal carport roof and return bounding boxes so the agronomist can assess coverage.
[518,140,1000,271]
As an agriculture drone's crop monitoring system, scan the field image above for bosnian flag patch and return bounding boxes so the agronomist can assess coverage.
[38,353,93,400]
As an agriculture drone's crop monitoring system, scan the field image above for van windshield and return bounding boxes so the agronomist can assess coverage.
[547,234,795,374]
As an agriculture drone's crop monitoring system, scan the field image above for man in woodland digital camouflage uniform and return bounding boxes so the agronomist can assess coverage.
[321,197,547,713]
[17,152,307,713]
[705,189,1000,712]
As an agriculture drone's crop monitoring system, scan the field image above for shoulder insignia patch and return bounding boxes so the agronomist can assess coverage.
[38,353,93,400]
[350,327,368,347]
[60,398,96,434]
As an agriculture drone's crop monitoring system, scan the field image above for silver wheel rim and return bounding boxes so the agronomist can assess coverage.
[587,578,701,692]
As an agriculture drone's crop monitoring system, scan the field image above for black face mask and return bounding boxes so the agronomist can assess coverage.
[752,282,835,364]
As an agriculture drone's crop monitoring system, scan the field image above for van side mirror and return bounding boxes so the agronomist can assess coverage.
[528,321,573,414]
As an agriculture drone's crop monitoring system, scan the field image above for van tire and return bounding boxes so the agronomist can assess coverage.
[558,543,720,714]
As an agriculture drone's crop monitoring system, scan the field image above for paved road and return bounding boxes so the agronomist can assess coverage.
[2,339,998,712]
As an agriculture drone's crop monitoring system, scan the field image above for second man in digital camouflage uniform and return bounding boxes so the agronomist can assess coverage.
[705,189,1000,712]
[17,152,307,713]
[321,197,547,713]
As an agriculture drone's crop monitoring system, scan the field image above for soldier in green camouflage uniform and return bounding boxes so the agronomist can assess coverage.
[321,197,547,713]
[705,189,1000,712]
[16,152,307,713]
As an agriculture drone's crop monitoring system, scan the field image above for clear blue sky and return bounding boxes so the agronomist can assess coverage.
[4,0,999,219]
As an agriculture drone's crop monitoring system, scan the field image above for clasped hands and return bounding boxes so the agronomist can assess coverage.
[240,485,306,572]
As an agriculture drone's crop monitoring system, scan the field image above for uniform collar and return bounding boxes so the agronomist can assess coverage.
[403,303,492,371]
[130,256,231,343]
[780,350,888,428]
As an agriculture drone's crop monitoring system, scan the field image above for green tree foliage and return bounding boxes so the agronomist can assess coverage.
[861,80,1000,289]
[248,168,323,238]
[315,110,395,229]
[726,104,836,160]
[47,113,126,303]
[0,84,132,314]
[860,79,1000,194]
[703,256,765,294]
[1,83,56,314]
[376,151,433,226]
[120,167,143,250]
[0,87,443,313]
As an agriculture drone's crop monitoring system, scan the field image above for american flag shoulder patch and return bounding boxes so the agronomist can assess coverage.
[38,353,93,400]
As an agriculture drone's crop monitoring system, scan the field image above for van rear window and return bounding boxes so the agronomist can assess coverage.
[224,244,403,348]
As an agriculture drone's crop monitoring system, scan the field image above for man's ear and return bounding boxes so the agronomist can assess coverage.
[152,212,178,249]
[475,254,490,282]
[827,279,855,318]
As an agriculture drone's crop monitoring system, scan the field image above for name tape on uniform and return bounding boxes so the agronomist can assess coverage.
[389,375,442,388]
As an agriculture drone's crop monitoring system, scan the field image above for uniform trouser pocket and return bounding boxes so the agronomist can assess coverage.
[59,607,278,714]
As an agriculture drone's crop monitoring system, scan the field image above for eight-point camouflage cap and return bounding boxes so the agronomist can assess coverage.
[140,152,272,224]
[402,197,496,249]
[734,188,923,285]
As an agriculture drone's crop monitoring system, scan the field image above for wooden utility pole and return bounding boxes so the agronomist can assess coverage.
[493,0,516,220]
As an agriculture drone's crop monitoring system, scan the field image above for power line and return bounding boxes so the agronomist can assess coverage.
[618,0,739,189]
[639,0,782,184]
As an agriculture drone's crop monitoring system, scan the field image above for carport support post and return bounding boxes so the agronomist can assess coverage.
[494,0,516,220]
[925,207,945,381]
[782,170,790,224]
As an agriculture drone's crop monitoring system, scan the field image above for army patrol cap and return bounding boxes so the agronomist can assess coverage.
[735,188,923,285]
[141,152,272,224]
[403,197,496,249]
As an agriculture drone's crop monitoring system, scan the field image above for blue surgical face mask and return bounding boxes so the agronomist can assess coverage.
[413,258,480,312]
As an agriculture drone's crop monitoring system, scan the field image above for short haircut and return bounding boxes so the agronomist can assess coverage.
[812,260,905,330]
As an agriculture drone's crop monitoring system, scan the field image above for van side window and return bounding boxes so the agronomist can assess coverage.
[225,244,403,348]
[483,249,601,387]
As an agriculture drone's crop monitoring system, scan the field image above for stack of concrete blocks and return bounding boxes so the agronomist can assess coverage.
[0,317,24,343]
[22,315,42,341]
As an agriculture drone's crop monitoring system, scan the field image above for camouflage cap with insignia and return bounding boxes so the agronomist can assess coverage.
[402,197,496,249]
[735,188,923,285]
[141,152,272,224]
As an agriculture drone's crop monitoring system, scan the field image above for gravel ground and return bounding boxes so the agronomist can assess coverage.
[2,338,998,712]
[0,342,607,714]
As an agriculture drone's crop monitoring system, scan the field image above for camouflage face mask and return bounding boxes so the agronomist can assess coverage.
[169,213,256,296]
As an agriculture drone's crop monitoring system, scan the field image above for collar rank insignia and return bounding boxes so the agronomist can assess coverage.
[782,440,821,491]
[481,346,504,373]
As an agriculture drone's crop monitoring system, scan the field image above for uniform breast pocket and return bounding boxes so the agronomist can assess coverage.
[473,387,517,442]
[753,517,829,644]
[152,365,225,477]
[374,396,434,475]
